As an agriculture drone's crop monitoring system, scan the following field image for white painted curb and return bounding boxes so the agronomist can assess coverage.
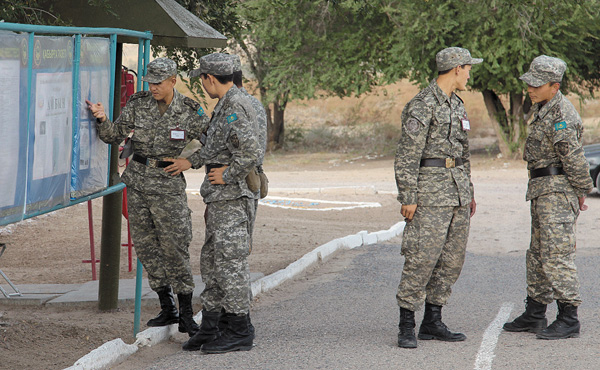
[63,338,138,370]
[64,221,405,369]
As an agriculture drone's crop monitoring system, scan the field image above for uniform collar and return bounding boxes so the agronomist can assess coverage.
[213,85,238,117]
[535,90,562,120]
[429,79,453,106]
[141,88,182,114]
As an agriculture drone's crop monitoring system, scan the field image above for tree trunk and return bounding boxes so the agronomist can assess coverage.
[482,89,529,159]
[481,89,512,158]
[266,98,287,152]
[508,91,528,158]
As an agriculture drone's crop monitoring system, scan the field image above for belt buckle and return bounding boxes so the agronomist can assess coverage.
[445,158,455,168]
[147,158,159,168]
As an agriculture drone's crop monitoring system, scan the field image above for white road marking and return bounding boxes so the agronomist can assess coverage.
[474,302,514,370]
[258,196,381,211]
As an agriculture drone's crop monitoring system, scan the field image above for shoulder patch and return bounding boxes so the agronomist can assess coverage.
[128,91,151,102]
[183,96,201,111]
[404,118,421,133]
[226,113,238,124]
[229,133,240,148]
[196,106,205,117]
[555,141,569,156]
[554,121,567,131]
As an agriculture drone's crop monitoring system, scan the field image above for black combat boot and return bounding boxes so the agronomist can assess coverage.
[503,296,547,333]
[182,310,221,351]
[536,301,580,340]
[147,286,179,327]
[177,293,200,337]
[219,308,255,339]
[201,313,253,354]
[418,303,466,341]
[397,307,417,348]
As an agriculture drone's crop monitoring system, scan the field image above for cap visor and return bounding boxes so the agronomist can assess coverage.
[519,73,545,88]
[469,57,483,65]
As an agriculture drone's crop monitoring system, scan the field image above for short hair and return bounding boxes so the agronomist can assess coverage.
[233,71,243,87]
[200,73,234,84]
[214,74,234,84]
[438,64,468,76]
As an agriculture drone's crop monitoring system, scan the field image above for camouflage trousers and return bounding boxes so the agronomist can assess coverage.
[126,187,194,294]
[199,197,254,315]
[527,192,581,306]
[397,205,470,312]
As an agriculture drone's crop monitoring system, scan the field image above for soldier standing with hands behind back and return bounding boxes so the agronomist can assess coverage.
[503,55,592,340]
[394,47,480,349]
[86,58,208,337]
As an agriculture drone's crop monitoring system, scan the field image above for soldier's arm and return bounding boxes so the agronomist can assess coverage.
[87,97,137,145]
[221,109,259,184]
[395,100,431,206]
[553,121,593,198]
[185,99,210,169]
[461,132,475,197]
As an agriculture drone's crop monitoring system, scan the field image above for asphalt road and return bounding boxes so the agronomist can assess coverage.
[115,243,600,370]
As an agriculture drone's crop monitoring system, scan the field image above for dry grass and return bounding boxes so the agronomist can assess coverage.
[283,81,600,153]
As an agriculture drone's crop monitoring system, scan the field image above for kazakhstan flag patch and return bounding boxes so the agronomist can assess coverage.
[197,107,205,116]
[227,113,238,124]
[554,121,567,131]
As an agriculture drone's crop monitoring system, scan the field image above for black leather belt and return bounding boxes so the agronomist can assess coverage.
[132,153,172,168]
[530,166,565,179]
[205,163,225,174]
[420,158,463,168]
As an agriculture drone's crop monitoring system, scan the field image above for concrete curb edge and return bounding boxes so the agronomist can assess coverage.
[64,221,406,370]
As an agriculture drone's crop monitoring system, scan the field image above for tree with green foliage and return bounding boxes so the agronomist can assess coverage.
[154,0,241,104]
[379,0,600,157]
[231,0,395,150]
[151,1,396,151]
[0,0,66,25]
[0,0,112,25]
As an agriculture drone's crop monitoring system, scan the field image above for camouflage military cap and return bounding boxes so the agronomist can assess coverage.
[142,57,177,83]
[190,53,234,78]
[229,54,242,72]
[436,47,483,71]
[519,55,566,87]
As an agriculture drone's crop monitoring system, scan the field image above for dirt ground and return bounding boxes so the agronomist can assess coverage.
[1,153,599,370]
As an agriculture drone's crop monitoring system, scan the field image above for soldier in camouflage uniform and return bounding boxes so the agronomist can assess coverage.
[503,55,592,340]
[86,58,209,337]
[230,54,267,182]
[181,53,259,354]
[208,53,267,335]
[394,47,481,349]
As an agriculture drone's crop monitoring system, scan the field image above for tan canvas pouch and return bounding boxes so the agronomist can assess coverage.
[259,171,269,199]
[245,167,261,193]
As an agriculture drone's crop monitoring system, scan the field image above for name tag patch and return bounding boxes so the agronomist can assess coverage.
[461,112,470,131]
[554,121,567,131]
[226,113,238,124]
[461,119,470,131]
[170,128,186,141]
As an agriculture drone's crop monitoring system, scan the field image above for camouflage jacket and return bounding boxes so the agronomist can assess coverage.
[199,86,259,203]
[524,90,592,200]
[395,79,473,207]
[240,87,267,166]
[96,89,209,195]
